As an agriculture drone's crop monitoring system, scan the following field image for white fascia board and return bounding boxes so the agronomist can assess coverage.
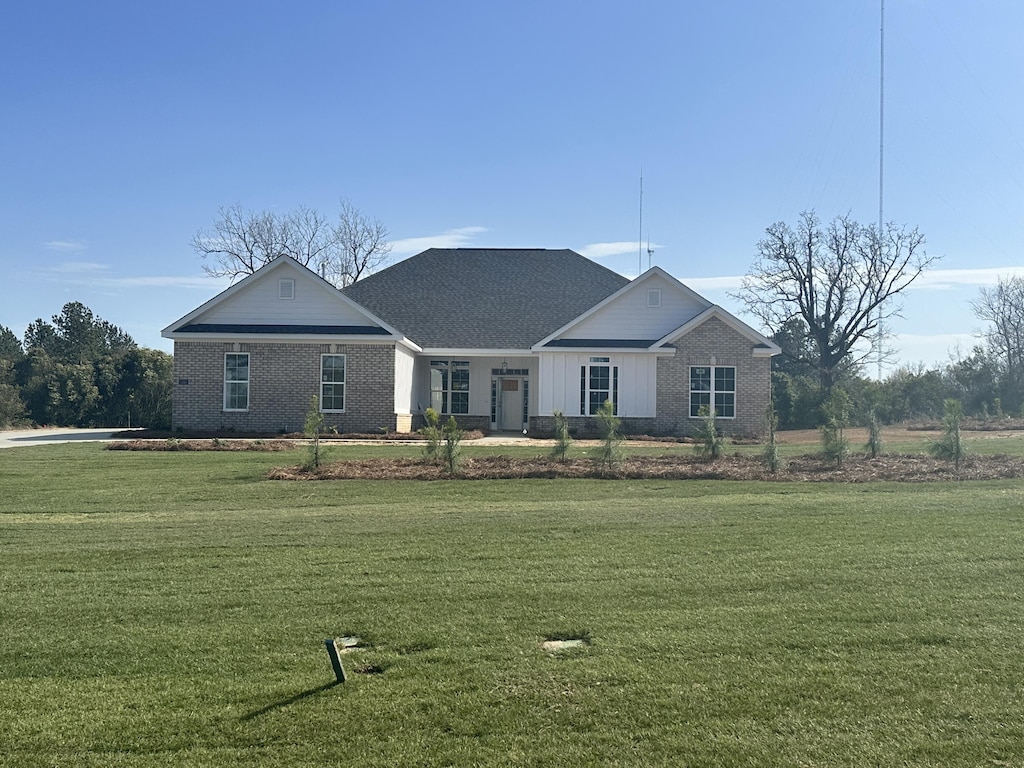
[535,346,675,356]
[532,266,713,349]
[655,305,782,354]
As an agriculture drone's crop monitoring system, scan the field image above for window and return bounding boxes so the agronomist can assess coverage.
[224,353,249,411]
[690,365,735,418]
[429,360,470,414]
[279,278,295,300]
[321,354,346,411]
[580,357,618,415]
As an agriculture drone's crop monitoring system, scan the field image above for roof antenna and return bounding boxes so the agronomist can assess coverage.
[638,170,644,275]
[647,237,653,270]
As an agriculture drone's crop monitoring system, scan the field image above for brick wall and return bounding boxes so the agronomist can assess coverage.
[172,341,398,433]
[654,316,771,438]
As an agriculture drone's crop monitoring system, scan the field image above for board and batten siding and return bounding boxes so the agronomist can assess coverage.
[201,267,375,327]
[394,345,415,416]
[559,274,706,341]
[536,352,657,418]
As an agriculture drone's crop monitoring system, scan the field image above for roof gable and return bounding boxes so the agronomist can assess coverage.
[162,257,407,342]
[655,305,781,355]
[343,248,629,349]
[534,266,713,350]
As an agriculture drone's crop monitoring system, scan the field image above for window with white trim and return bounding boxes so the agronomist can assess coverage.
[429,360,470,414]
[224,353,249,411]
[690,365,735,418]
[321,354,346,412]
[580,357,618,415]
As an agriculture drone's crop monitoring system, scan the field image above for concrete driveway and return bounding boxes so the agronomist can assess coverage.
[0,427,135,449]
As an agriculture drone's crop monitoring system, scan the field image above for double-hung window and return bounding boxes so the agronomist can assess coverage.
[690,365,735,418]
[429,360,470,414]
[321,354,346,412]
[224,353,249,411]
[580,357,618,415]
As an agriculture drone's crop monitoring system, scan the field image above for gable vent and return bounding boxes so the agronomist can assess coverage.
[279,278,295,300]
[647,289,662,308]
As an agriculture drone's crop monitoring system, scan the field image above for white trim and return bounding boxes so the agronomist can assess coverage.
[654,305,781,354]
[320,353,346,413]
[278,277,295,300]
[223,352,250,412]
[688,364,736,420]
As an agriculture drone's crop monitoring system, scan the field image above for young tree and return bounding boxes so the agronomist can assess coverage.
[191,199,391,288]
[735,211,937,394]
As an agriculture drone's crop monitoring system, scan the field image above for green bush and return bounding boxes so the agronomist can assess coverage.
[550,410,572,462]
[762,403,781,474]
[820,389,850,469]
[419,407,442,463]
[694,405,725,461]
[929,398,967,469]
[593,400,621,474]
[303,395,325,470]
[441,416,463,475]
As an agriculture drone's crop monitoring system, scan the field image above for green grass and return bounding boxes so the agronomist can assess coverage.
[2,444,1023,766]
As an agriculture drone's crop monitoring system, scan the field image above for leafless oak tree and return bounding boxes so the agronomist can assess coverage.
[734,211,937,391]
[191,200,391,288]
[971,275,1024,374]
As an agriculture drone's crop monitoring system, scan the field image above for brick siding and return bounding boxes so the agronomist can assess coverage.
[654,317,771,438]
[172,341,398,433]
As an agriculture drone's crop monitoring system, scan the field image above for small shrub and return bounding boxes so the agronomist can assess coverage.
[419,407,442,463]
[930,398,967,469]
[866,410,884,458]
[762,403,781,474]
[694,405,725,461]
[820,389,850,469]
[303,395,325,470]
[441,416,463,475]
[550,410,572,462]
[593,400,621,474]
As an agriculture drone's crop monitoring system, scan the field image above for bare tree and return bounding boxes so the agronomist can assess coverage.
[734,211,937,392]
[328,199,393,287]
[971,275,1024,375]
[191,200,390,288]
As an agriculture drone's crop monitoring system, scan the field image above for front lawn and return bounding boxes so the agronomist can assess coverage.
[1,445,1022,766]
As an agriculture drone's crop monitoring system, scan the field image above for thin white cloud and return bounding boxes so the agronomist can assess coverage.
[47,261,110,274]
[578,241,664,260]
[44,240,87,252]
[911,266,1024,290]
[390,226,487,256]
[680,275,746,291]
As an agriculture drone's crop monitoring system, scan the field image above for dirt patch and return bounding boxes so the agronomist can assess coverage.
[266,453,1024,483]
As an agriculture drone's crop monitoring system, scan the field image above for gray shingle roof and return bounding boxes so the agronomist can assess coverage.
[343,249,629,348]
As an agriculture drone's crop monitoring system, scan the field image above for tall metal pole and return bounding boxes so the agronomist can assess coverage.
[877,0,886,379]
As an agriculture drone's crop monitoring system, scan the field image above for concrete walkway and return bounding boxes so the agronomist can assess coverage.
[0,427,138,449]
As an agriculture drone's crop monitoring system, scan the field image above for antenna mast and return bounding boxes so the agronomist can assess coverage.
[876,0,886,378]
[638,171,644,275]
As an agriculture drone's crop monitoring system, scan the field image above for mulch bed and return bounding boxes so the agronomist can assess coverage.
[107,439,298,452]
[266,453,1024,483]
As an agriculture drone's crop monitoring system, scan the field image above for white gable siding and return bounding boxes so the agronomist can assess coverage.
[537,352,657,417]
[560,274,706,341]
[200,267,376,327]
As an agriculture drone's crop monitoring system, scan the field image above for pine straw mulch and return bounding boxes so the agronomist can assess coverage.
[266,452,1024,483]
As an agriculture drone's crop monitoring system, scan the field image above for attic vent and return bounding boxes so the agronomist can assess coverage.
[279,278,295,300]
[647,289,662,308]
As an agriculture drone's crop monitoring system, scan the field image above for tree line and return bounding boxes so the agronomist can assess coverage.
[0,302,172,429]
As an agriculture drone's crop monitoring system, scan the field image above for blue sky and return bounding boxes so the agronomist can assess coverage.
[3,1,1023,373]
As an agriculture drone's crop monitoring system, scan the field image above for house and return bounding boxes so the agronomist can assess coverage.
[162,248,779,436]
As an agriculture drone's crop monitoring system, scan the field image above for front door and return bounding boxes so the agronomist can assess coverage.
[499,378,524,431]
